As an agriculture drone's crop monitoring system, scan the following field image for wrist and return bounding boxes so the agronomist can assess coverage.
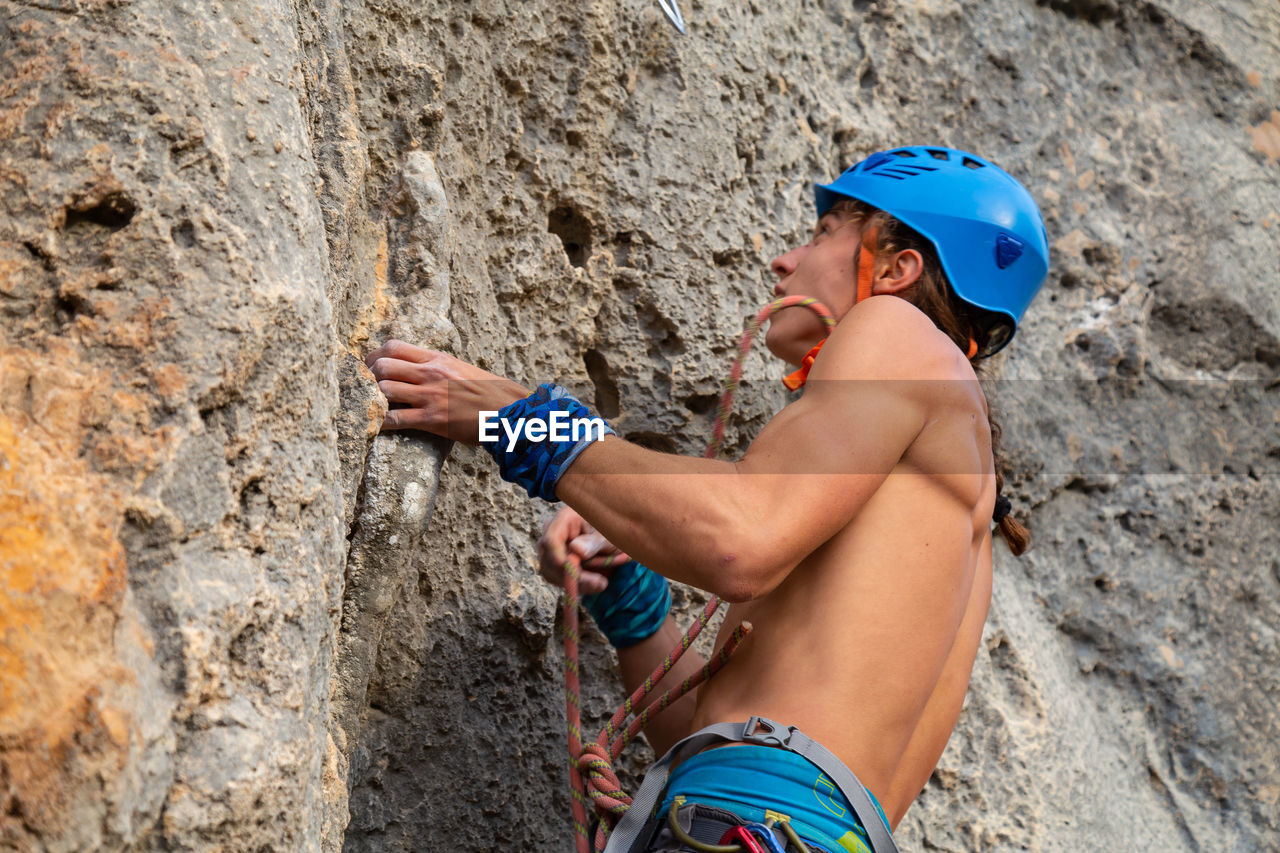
[478,383,617,502]
[582,560,672,648]
[493,380,533,410]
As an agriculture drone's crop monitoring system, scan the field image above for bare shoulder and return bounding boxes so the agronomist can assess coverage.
[811,295,975,385]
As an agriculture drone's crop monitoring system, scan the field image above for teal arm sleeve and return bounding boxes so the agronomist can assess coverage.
[581,560,671,648]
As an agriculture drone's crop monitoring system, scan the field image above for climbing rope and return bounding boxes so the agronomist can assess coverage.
[560,295,837,853]
[706,296,837,459]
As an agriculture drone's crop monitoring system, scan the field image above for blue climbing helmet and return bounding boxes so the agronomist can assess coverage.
[814,145,1049,356]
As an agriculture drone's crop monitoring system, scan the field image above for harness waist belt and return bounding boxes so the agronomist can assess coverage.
[657,743,887,851]
[604,717,899,853]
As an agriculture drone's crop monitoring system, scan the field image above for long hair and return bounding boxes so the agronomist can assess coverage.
[830,199,1031,555]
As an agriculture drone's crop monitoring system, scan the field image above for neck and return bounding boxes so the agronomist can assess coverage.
[782,340,826,391]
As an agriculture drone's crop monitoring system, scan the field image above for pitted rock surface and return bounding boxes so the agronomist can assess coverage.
[1,0,1276,850]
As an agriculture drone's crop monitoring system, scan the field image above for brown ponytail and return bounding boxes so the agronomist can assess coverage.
[831,199,1032,555]
[987,415,1031,556]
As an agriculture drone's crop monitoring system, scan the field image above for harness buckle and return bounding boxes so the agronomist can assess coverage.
[741,716,798,749]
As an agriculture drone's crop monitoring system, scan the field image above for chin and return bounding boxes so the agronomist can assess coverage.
[764,325,804,367]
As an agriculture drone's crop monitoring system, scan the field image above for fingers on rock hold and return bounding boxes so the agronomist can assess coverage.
[368,339,441,367]
[376,378,422,402]
[372,358,423,383]
[381,407,424,431]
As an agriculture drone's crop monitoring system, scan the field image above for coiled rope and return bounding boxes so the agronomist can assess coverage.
[561,296,837,853]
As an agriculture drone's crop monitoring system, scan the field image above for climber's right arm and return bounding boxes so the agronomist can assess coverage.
[537,507,703,754]
[613,616,702,755]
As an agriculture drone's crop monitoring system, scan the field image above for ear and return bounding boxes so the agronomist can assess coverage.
[870,248,923,296]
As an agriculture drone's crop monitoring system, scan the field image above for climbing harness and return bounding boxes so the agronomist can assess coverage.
[561,296,837,853]
[607,718,899,853]
[657,0,686,34]
[660,796,813,853]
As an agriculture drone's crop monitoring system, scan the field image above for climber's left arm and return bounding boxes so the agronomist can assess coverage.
[367,298,938,605]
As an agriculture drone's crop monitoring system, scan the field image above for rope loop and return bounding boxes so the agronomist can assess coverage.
[578,742,632,819]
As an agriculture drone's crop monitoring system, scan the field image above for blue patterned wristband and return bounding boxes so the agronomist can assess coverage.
[479,383,617,502]
[582,560,672,648]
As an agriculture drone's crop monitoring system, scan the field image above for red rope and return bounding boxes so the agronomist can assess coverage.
[563,296,836,852]
[706,296,837,459]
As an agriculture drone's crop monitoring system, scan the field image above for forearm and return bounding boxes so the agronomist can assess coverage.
[555,438,771,601]
[614,615,705,757]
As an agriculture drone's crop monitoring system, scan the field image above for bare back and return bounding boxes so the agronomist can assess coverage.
[690,333,996,828]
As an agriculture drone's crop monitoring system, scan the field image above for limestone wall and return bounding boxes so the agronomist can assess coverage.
[1,0,1276,850]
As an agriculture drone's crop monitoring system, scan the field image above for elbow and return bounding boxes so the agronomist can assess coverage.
[710,554,758,603]
[702,532,792,604]
[691,492,795,603]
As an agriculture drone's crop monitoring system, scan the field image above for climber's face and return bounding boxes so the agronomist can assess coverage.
[764,210,863,366]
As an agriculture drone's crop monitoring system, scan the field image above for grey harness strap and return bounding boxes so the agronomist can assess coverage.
[603,716,899,853]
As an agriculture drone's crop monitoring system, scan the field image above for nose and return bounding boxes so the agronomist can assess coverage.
[770,245,804,295]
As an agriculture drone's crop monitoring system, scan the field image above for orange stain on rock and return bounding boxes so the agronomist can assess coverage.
[1059,141,1076,174]
[0,44,56,137]
[1247,110,1280,164]
[0,414,127,717]
[0,347,137,813]
[365,382,389,438]
[374,227,390,316]
[101,295,172,350]
[0,347,147,835]
[151,363,188,399]
[0,246,30,295]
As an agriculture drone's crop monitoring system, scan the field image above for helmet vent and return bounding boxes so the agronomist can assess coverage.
[868,162,938,181]
[928,149,950,160]
[963,156,986,170]
[890,150,917,157]
[858,153,895,172]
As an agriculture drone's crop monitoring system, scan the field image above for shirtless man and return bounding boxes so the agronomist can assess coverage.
[367,146,1048,852]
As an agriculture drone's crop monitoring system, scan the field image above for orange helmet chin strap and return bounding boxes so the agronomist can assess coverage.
[855,244,875,305]
[855,228,877,306]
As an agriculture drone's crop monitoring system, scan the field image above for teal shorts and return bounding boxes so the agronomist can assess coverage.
[654,743,891,852]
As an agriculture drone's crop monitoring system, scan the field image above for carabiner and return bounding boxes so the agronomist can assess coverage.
[719,826,769,853]
[742,823,790,853]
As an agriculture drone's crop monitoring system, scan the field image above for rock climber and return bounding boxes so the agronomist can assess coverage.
[366,145,1048,852]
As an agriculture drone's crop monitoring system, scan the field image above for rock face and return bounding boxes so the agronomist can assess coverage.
[1,0,1276,851]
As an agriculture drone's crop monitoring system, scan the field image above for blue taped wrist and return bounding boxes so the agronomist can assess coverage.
[479,383,617,502]
[582,560,671,648]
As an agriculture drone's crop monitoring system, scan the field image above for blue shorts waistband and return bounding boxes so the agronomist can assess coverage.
[656,743,889,852]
